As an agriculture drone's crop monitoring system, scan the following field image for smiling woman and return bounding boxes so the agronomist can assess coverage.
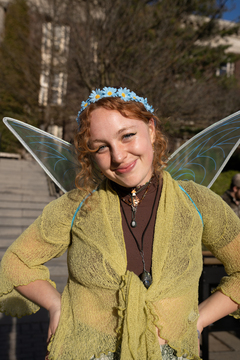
[89,108,155,188]
[74,95,167,192]
[1,87,240,360]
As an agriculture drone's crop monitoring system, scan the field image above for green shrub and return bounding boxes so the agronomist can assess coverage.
[210,170,240,196]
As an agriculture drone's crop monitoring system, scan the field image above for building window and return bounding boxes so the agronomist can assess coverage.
[216,62,235,77]
[51,72,67,105]
[39,22,70,106]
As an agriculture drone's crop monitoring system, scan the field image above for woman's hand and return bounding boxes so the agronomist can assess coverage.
[16,280,62,342]
[197,290,239,354]
[47,302,61,342]
[45,302,61,360]
[15,280,62,360]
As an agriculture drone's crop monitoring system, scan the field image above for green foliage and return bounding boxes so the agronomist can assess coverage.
[211,170,240,195]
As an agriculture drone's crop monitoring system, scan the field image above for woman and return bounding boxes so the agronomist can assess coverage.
[0,87,240,360]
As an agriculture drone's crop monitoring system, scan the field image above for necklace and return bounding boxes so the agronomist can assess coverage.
[121,177,153,228]
[120,183,159,289]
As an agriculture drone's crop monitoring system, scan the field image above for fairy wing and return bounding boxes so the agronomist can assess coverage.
[3,110,240,192]
[3,117,79,193]
[165,110,240,188]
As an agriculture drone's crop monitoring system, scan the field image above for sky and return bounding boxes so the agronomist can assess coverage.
[222,0,240,21]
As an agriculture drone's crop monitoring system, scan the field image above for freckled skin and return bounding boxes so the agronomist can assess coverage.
[89,108,156,188]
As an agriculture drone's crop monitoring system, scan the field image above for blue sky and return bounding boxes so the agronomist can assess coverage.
[222,0,240,21]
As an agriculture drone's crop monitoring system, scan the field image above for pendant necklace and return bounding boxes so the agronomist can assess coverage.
[120,183,159,289]
[121,177,153,228]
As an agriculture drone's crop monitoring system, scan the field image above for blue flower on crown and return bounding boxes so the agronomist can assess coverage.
[117,87,131,101]
[89,89,102,103]
[129,91,138,101]
[76,87,154,125]
[136,96,145,105]
[80,100,90,111]
[143,98,154,113]
[102,87,117,98]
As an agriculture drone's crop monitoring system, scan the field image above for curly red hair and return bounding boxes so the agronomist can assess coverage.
[74,97,168,192]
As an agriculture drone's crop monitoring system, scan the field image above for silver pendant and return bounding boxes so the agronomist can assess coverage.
[131,220,137,227]
[140,270,152,289]
[131,206,137,228]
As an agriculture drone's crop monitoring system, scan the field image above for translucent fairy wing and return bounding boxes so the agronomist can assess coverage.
[4,110,240,192]
[3,117,79,193]
[166,110,240,188]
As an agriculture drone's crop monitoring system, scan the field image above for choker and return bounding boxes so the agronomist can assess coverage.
[121,177,153,228]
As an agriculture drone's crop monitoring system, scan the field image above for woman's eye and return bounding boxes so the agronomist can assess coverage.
[123,132,136,140]
[96,145,107,153]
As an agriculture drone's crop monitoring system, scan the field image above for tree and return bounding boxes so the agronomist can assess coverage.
[0,0,41,152]
[65,0,240,148]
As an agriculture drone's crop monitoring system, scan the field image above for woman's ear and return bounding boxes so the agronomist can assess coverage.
[148,118,156,144]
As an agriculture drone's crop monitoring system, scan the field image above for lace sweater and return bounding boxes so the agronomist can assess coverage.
[1,171,240,360]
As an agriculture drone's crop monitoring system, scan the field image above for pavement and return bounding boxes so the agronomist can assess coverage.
[0,157,240,359]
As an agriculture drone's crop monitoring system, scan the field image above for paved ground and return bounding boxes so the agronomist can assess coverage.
[1,157,240,359]
[208,331,240,359]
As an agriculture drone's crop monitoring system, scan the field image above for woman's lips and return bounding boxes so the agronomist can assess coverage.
[115,160,137,174]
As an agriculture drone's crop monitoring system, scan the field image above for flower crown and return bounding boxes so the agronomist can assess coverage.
[76,87,154,125]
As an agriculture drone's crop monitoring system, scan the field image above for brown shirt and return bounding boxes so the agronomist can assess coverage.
[111,176,162,276]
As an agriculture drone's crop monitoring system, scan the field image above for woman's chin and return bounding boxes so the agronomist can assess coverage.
[111,177,146,189]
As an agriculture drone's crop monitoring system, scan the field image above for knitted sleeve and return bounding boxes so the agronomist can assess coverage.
[179,181,240,315]
[0,189,82,318]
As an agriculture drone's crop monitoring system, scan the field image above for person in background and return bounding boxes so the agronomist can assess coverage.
[222,173,240,218]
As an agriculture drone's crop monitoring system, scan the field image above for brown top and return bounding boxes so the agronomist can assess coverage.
[111,176,162,276]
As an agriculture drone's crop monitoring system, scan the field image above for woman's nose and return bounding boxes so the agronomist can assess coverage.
[111,145,126,164]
